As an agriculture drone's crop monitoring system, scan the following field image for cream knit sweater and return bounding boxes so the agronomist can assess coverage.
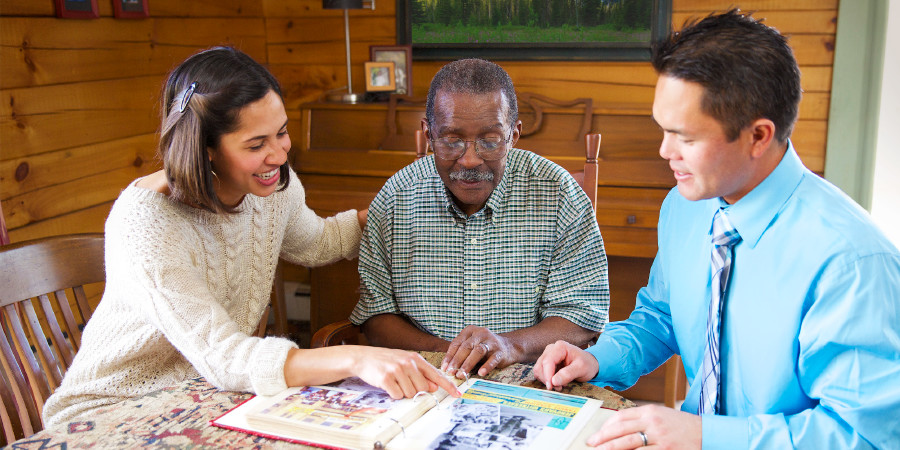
[42,170,361,426]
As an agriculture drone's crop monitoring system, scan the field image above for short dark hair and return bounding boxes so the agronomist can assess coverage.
[425,58,518,132]
[651,9,801,143]
[158,46,290,214]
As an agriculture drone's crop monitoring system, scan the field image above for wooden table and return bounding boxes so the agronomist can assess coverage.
[12,352,632,448]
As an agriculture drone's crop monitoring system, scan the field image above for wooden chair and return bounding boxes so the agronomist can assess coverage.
[311,131,601,349]
[0,234,283,442]
[0,233,105,445]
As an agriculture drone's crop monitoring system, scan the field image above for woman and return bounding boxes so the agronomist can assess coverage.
[43,47,458,427]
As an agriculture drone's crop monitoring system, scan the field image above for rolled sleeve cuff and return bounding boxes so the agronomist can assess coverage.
[249,337,299,396]
[702,415,749,450]
[543,305,607,333]
[348,307,371,326]
[348,286,401,326]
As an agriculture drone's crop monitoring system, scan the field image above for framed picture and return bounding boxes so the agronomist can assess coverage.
[397,0,671,61]
[365,62,397,92]
[370,45,412,95]
[113,0,150,18]
[54,0,99,19]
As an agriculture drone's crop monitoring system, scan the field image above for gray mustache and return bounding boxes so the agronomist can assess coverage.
[449,169,494,182]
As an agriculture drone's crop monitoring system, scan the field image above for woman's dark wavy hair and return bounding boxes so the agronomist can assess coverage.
[158,46,290,214]
[651,9,802,143]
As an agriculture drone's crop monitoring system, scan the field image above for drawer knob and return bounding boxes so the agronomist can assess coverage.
[626,215,637,225]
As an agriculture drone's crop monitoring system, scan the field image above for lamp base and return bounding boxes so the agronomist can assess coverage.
[326,92,361,103]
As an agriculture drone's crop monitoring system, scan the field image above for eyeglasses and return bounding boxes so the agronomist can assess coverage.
[428,130,512,161]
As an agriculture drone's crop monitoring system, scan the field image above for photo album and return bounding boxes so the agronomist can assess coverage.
[211,376,612,449]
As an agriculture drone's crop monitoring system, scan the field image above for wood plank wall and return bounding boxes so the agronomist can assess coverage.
[1,0,836,243]
[0,0,267,243]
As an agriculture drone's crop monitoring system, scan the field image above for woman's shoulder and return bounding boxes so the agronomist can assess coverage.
[107,175,205,247]
[112,177,183,221]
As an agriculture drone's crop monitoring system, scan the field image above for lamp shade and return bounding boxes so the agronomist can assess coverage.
[322,0,363,9]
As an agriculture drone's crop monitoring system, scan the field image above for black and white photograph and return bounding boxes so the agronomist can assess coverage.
[427,404,552,450]
[450,402,500,426]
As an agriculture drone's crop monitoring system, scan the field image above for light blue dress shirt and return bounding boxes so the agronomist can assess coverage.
[587,144,900,448]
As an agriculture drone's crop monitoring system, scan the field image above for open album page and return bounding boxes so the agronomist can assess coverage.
[387,379,603,450]
[216,377,451,449]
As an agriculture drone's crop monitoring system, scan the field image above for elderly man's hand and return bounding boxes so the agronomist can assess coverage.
[441,325,521,377]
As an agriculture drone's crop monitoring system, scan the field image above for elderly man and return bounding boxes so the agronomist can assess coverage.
[349,58,609,377]
[535,9,900,449]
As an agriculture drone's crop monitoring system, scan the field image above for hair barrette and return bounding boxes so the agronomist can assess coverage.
[179,82,198,113]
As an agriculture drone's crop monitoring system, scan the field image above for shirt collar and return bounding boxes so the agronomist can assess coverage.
[717,141,805,248]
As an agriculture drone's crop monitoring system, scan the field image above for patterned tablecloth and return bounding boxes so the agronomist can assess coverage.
[9,352,633,449]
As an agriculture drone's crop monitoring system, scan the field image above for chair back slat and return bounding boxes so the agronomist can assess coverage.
[54,290,83,352]
[415,129,428,160]
[20,300,65,390]
[0,329,37,443]
[72,285,94,324]
[0,365,28,445]
[38,294,76,369]
[3,304,53,405]
[582,133,601,212]
[0,233,105,443]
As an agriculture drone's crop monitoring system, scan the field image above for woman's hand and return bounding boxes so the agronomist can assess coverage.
[284,346,460,400]
[352,347,461,399]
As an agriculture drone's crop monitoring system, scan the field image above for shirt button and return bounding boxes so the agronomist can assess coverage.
[470,283,478,290]
[534,286,540,293]
[470,238,477,245]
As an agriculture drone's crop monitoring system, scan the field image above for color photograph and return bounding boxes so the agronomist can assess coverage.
[409,0,655,45]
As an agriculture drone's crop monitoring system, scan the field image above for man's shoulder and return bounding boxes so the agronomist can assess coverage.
[376,157,441,202]
[504,149,584,204]
[791,172,898,256]
[370,156,443,212]
[507,148,576,183]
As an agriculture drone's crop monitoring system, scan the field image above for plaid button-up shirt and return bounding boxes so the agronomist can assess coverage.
[349,149,610,340]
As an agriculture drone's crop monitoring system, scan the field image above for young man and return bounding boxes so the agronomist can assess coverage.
[535,10,900,449]
[350,58,610,378]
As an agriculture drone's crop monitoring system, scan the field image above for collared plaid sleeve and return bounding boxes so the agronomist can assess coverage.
[540,174,610,332]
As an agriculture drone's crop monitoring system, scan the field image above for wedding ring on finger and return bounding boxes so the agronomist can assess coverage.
[479,342,490,354]
[638,431,648,447]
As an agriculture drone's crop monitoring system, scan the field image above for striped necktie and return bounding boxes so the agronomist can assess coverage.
[698,208,741,415]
